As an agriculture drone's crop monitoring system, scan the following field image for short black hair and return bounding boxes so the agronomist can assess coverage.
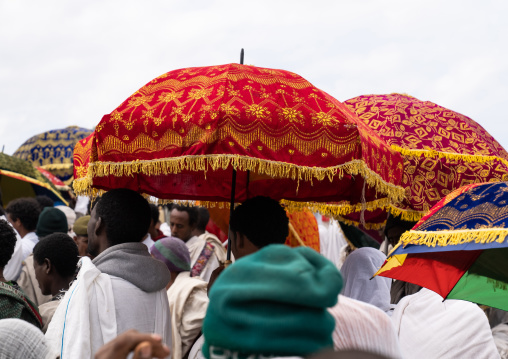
[5,198,41,231]
[33,233,79,278]
[149,204,160,225]
[0,219,17,268]
[35,195,54,209]
[95,189,151,246]
[196,207,210,232]
[230,196,288,248]
[384,214,417,237]
[172,204,199,227]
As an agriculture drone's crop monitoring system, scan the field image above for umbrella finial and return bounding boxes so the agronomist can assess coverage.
[240,48,244,65]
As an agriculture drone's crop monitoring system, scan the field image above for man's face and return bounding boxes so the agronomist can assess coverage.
[74,235,89,258]
[385,225,407,247]
[6,213,20,234]
[87,206,100,257]
[170,209,193,242]
[33,259,51,296]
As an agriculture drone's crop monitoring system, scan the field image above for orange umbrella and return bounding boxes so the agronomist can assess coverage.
[341,93,508,228]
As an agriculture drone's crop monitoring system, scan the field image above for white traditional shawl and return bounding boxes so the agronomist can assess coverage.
[391,288,500,359]
[168,271,208,359]
[328,295,402,359]
[45,256,117,359]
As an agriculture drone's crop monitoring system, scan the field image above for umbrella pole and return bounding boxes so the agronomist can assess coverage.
[225,48,244,263]
[227,169,237,261]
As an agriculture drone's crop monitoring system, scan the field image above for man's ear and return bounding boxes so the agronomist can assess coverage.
[95,217,104,236]
[44,258,52,274]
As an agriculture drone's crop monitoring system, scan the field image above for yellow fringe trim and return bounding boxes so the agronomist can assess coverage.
[400,228,508,247]
[388,205,426,223]
[282,197,390,219]
[72,154,406,203]
[391,145,508,166]
[330,215,386,230]
[40,163,73,170]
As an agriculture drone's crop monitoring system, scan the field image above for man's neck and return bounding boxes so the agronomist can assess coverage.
[19,228,31,238]
[50,276,74,297]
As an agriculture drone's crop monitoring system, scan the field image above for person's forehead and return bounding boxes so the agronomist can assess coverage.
[170,209,189,222]
[386,226,407,236]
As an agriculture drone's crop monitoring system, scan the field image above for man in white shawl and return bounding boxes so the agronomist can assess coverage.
[193,207,226,263]
[340,247,394,315]
[151,236,208,359]
[170,205,220,282]
[391,287,499,358]
[46,189,172,359]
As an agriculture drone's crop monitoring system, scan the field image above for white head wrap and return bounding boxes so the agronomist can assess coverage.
[0,319,57,359]
[340,247,394,315]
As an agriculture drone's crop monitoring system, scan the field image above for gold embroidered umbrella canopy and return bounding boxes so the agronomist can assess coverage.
[73,64,405,220]
[340,93,508,229]
[13,126,93,185]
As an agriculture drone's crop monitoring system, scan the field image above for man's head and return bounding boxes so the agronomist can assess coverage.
[229,196,289,259]
[35,195,54,210]
[203,245,343,358]
[55,206,76,232]
[148,204,160,238]
[36,207,68,238]
[151,236,191,289]
[384,214,417,247]
[0,219,17,271]
[73,215,90,257]
[193,207,210,236]
[5,198,41,236]
[33,233,79,296]
[87,189,151,257]
[170,205,199,242]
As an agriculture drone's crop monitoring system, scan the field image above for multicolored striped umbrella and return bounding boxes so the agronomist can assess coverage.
[375,181,508,310]
[0,153,67,206]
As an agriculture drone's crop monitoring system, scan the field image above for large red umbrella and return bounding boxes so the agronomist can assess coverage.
[73,64,406,258]
[73,64,404,208]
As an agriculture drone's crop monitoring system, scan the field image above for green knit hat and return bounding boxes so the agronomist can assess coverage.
[36,207,68,237]
[202,244,343,359]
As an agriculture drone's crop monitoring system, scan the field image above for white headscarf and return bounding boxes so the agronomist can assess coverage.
[392,288,500,359]
[340,247,394,315]
[0,319,57,359]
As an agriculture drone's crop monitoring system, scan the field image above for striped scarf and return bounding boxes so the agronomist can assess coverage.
[0,281,43,329]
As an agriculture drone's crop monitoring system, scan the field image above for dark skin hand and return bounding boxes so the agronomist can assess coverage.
[94,330,170,359]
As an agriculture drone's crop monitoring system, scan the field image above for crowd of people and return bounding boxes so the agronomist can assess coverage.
[0,188,507,358]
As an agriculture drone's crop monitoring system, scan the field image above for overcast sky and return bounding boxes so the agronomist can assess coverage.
[1,0,507,155]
